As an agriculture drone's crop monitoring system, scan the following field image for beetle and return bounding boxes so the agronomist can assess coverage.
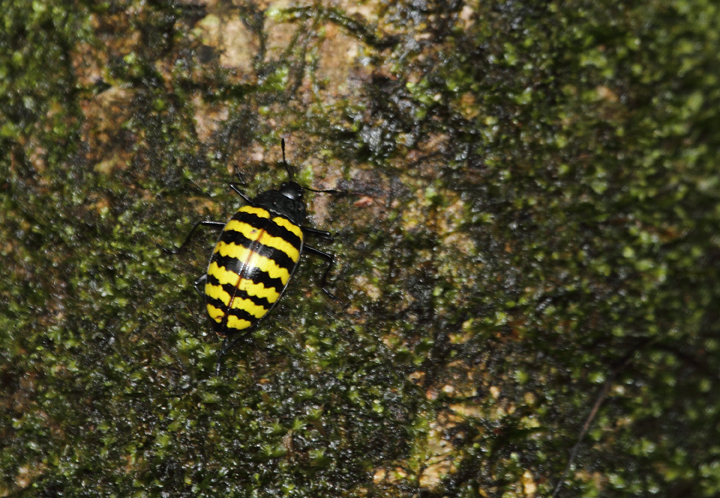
[166,139,340,372]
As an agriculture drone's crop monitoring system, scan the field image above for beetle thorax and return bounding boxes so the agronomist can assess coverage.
[253,182,306,225]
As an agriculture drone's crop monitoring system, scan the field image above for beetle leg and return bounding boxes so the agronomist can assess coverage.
[229,184,255,205]
[302,227,333,241]
[193,274,207,298]
[164,221,225,255]
[304,245,339,301]
[216,337,230,375]
[215,329,256,375]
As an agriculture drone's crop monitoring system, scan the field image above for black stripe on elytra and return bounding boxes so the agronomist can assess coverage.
[210,254,287,295]
[232,210,303,248]
[212,318,251,337]
[212,320,229,337]
[206,273,275,309]
[216,228,298,273]
[207,298,259,336]
[206,295,230,314]
[226,307,259,323]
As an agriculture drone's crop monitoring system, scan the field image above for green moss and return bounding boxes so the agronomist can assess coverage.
[2,0,720,496]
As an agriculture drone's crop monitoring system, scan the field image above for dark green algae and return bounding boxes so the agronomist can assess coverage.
[3,0,720,496]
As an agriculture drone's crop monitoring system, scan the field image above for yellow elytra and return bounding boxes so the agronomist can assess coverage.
[204,205,304,337]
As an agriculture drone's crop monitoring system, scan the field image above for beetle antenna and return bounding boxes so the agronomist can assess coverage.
[281,138,294,181]
[281,139,349,197]
[305,186,345,196]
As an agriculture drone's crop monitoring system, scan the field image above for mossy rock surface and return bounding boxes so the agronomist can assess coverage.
[2,1,720,496]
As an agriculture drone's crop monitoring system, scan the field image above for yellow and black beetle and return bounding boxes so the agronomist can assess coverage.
[167,140,339,372]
